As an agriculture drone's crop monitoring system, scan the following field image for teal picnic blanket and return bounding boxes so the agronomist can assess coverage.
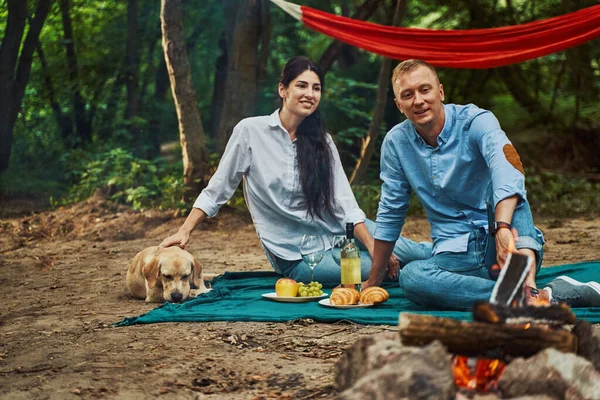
[115,261,600,326]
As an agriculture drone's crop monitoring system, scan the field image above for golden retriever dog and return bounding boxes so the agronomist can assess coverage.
[126,246,210,303]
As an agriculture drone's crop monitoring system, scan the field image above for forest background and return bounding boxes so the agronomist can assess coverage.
[1,0,599,219]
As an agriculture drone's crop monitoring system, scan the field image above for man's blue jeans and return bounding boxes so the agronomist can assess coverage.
[399,198,545,310]
[263,219,432,285]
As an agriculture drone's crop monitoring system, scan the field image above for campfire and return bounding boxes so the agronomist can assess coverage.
[334,301,599,399]
[334,254,600,398]
[399,301,578,394]
[399,252,579,395]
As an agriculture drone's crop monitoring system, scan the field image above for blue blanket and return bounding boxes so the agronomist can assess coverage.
[116,261,600,326]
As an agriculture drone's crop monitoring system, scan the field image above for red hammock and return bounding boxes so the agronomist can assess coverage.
[271,0,600,69]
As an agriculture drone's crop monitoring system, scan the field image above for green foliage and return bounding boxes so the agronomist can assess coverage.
[51,147,249,213]
[351,169,600,223]
[352,184,425,220]
[54,148,188,211]
[526,170,600,217]
[3,0,599,224]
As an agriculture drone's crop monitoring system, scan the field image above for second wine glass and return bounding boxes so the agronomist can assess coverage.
[300,234,325,283]
[331,235,346,267]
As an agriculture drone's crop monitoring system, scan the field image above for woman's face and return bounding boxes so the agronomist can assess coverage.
[279,69,322,118]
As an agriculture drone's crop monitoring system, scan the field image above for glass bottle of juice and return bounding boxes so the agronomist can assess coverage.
[341,222,361,291]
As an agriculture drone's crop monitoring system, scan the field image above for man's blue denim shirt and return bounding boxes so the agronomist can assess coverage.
[375,103,527,255]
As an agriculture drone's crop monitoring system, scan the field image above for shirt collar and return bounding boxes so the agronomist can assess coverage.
[437,104,452,145]
[268,109,283,129]
[409,103,451,146]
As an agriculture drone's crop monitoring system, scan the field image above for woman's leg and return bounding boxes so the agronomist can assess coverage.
[263,219,433,286]
[362,219,433,266]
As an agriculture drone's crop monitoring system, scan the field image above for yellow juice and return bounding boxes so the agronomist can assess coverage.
[340,258,361,285]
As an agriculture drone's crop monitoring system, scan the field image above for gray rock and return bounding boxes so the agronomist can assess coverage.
[335,331,403,391]
[572,321,600,372]
[337,340,455,400]
[499,348,600,400]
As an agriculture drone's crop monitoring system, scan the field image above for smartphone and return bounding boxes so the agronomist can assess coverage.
[489,252,533,305]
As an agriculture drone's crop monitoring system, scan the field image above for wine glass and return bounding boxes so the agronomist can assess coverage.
[300,234,325,283]
[331,235,346,267]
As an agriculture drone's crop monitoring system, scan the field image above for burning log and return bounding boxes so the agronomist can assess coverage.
[472,301,577,325]
[398,313,577,359]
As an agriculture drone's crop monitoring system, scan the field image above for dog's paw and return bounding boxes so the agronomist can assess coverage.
[189,288,212,298]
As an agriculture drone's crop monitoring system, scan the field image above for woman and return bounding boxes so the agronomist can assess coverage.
[159,56,430,284]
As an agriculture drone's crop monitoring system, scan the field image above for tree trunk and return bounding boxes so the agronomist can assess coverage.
[59,0,91,144]
[36,41,73,141]
[209,33,228,139]
[318,0,384,74]
[125,0,140,124]
[160,0,210,200]
[215,0,267,153]
[496,64,552,124]
[0,0,51,172]
[349,0,407,185]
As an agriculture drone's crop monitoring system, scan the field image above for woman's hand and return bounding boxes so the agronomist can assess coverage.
[158,229,191,252]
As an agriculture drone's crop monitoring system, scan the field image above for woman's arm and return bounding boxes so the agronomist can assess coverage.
[159,122,251,250]
[158,208,207,250]
[353,222,374,256]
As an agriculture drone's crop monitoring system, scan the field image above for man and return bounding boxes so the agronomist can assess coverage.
[363,59,600,310]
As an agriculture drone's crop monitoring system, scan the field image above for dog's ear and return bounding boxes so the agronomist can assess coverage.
[143,258,160,289]
[191,258,202,289]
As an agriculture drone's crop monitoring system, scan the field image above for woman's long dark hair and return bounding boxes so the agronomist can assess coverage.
[279,56,335,220]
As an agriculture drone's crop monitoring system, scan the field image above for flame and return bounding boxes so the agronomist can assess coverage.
[453,355,506,393]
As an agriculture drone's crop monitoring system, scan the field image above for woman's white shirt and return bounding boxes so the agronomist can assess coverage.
[193,109,366,260]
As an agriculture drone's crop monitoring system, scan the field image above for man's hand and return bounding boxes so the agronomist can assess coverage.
[362,277,380,290]
[495,227,537,289]
[364,239,396,290]
[158,229,190,252]
[386,254,400,280]
[495,227,518,267]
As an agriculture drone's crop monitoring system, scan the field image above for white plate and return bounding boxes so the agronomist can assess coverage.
[261,292,328,303]
[318,298,374,309]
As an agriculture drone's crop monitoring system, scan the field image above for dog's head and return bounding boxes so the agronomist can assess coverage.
[142,247,202,303]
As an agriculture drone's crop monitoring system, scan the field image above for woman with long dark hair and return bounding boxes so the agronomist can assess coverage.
[159,56,430,284]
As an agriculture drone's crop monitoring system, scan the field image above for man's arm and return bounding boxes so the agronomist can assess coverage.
[494,195,537,288]
[363,239,395,288]
[353,222,374,255]
[354,223,400,281]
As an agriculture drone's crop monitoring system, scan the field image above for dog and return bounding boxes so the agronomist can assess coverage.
[126,246,210,303]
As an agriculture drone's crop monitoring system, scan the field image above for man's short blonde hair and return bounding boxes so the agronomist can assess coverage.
[391,59,440,96]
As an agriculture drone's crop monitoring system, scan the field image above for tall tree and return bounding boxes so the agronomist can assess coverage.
[350,0,407,185]
[35,41,73,141]
[59,0,91,144]
[0,0,52,172]
[215,0,270,152]
[160,0,210,199]
[318,0,384,74]
[125,0,140,125]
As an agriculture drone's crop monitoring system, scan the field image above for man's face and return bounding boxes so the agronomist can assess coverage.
[394,66,445,134]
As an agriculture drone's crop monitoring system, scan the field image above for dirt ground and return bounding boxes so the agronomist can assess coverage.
[0,196,598,399]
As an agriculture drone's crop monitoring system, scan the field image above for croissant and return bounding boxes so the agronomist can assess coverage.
[359,286,390,305]
[330,287,360,305]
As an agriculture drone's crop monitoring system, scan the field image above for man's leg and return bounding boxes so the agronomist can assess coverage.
[399,228,493,310]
